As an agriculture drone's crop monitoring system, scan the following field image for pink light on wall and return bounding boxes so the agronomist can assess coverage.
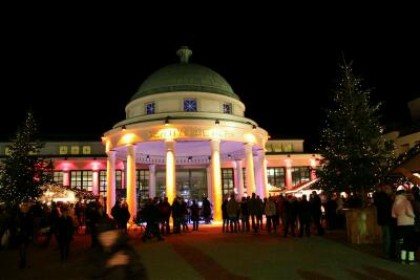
[309,154,317,169]
[284,155,292,168]
[57,161,74,171]
[90,159,101,171]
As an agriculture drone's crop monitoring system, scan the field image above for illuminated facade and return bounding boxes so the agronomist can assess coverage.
[0,47,320,222]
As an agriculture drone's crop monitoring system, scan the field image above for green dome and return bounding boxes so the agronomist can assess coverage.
[130,47,239,101]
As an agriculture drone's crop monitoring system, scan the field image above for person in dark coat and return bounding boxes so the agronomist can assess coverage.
[141,198,164,241]
[158,197,171,234]
[56,207,75,261]
[190,200,200,231]
[202,197,212,224]
[373,183,396,259]
[15,200,34,268]
[297,195,312,237]
[310,191,324,235]
[91,219,148,279]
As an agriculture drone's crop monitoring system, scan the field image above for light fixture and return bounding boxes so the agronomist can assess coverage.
[122,125,126,131]
[252,124,257,130]
[146,155,150,162]
[215,119,220,125]
[165,116,170,125]
[188,156,192,163]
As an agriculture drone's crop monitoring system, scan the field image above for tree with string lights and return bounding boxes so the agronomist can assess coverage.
[0,111,54,205]
[315,60,391,207]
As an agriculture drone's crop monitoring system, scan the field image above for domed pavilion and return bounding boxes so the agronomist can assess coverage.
[102,46,269,221]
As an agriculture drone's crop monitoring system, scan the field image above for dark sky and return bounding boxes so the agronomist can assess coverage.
[2,7,419,151]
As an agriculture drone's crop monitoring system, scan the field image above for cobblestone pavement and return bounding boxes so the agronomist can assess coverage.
[0,224,418,280]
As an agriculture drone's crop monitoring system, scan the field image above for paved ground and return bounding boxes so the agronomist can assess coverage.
[0,224,418,280]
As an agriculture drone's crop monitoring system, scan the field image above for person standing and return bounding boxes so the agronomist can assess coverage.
[310,191,324,235]
[408,186,420,263]
[264,196,277,233]
[373,183,396,259]
[56,207,75,261]
[158,197,171,235]
[392,189,416,264]
[190,200,200,231]
[221,197,229,232]
[15,200,34,269]
[202,197,212,224]
[119,200,131,234]
[227,194,240,233]
[298,195,312,237]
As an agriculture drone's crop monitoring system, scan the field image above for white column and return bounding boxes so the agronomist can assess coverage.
[165,140,176,205]
[211,140,222,222]
[262,156,269,198]
[92,170,99,196]
[106,150,116,216]
[234,160,244,198]
[148,164,156,199]
[255,149,268,198]
[126,145,137,223]
[244,143,256,195]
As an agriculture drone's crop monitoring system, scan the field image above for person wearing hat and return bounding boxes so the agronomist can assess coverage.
[408,185,420,262]
[91,218,148,279]
[392,189,417,264]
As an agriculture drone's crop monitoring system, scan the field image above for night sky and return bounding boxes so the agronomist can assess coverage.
[2,7,419,151]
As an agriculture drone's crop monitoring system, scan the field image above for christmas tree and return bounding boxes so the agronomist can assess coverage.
[0,111,54,205]
[316,60,391,207]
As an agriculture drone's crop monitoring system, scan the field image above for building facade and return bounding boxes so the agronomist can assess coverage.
[1,47,418,222]
[0,47,316,221]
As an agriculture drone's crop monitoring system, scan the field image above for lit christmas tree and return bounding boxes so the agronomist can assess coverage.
[0,111,54,205]
[316,60,391,206]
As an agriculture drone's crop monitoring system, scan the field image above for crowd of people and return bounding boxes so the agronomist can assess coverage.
[0,183,418,274]
[374,183,420,265]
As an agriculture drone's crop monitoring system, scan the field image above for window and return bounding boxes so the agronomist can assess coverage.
[53,171,64,185]
[99,170,107,197]
[155,169,207,201]
[221,168,234,196]
[99,170,123,198]
[70,170,93,191]
[283,144,293,152]
[183,99,197,112]
[136,169,150,201]
[267,167,286,188]
[145,102,155,115]
[223,103,232,114]
[71,146,80,155]
[59,146,68,155]
[82,146,91,155]
[291,167,311,186]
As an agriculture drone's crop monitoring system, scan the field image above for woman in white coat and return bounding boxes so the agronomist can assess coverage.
[392,189,416,264]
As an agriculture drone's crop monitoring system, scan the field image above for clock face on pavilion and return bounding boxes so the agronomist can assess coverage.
[184,99,197,112]
[146,102,155,115]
